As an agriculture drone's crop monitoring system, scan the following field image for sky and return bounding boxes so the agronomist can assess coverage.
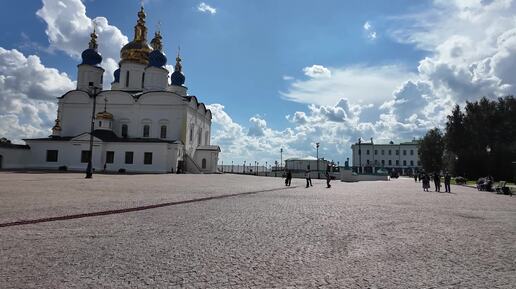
[1,0,516,166]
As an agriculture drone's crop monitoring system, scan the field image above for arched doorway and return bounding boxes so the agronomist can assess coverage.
[202,158,207,169]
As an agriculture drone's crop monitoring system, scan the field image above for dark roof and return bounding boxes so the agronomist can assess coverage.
[0,142,30,149]
[25,130,179,144]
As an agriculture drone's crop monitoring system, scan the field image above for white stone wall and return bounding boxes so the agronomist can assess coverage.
[77,64,104,91]
[0,147,30,169]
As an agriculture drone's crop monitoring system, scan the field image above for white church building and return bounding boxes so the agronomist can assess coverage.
[0,6,220,174]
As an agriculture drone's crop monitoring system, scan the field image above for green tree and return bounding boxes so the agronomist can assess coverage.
[419,128,445,173]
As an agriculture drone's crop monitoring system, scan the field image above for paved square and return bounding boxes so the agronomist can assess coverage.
[1,172,515,288]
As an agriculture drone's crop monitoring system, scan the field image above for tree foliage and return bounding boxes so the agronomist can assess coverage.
[419,128,445,173]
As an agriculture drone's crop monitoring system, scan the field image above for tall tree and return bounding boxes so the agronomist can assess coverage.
[419,128,445,173]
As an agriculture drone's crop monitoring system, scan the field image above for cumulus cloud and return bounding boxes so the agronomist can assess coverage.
[0,48,75,142]
[363,21,377,40]
[36,0,128,86]
[197,2,217,14]
[302,65,332,78]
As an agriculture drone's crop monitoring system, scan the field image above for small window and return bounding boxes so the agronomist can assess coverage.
[366,150,370,155]
[121,124,128,138]
[160,125,167,138]
[81,150,91,163]
[125,71,130,87]
[106,151,114,164]
[410,160,414,166]
[99,121,102,127]
[202,158,207,169]
[144,152,152,165]
[198,128,202,145]
[396,160,399,166]
[381,160,385,165]
[366,160,370,164]
[46,150,58,162]
[374,150,378,155]
[125,152,134,164]
[403,150,407,156]
[142,72,145,88]
[396,150,399,155]
[388,160,392,165]
[410,150,414,155]
[189,126,194,142]
[381,150,384,155]
[403,160,407,166]
[388,150,392,155]
[143,125,150,137]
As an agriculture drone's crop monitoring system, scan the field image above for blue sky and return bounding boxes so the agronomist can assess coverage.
[1,0,515,165]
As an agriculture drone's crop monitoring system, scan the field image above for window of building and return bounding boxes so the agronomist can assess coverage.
[403,160,407,166]
[366,150,370,155]
[189,126,194,143]
[125,71,130,87]
[366,160,370,164]
[374,150,378,155]
[381,160,385,165]
[46,150,58,162]
[410,160,414,166]
[121,124,128,138]
[198,128,202,145]
[410,150,414,155]
[160,125,167,139]
[388,160,392,165]
[106,151,114,164]
[396,160,399,166]
[98,121,102,127]
[125,152,133,164]
[403,150,407,156]
[358,149,361,155]
[396,150,399,155]
[202,158,207,169]
[81,150,90,163]
[144,152,152,165]
[143,125,150,137]
[388,150,392,155]
[381,150,384,155]
[142,72,145,88]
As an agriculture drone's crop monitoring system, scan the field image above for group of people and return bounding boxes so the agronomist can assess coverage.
[415,171,452,193]
[284,168,332,188]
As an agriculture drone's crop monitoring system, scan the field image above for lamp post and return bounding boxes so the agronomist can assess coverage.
[231,160,234,173]
[280,148,283,170]
[486,145,492,177]
[358,138,362,174]
[85,83,101,179]
[243,160,246,174]
[265,161,268,176]
[316,142,320,179]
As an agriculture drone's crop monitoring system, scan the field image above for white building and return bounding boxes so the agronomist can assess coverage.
[351,139,421,175]
[285,157,330,174]
[0,6,219,174]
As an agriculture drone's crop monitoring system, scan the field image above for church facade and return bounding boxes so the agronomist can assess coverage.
[0,6,220,174]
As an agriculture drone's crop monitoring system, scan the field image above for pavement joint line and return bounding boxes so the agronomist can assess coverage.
[0,186,298,228]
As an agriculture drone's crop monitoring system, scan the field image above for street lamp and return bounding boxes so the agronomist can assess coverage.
[280,148,283,169]
[265,161,268,176]
[358,138,362,174]
[486,145,492,177]
[243,160,246,174]
[316,142,320,179]
[85,83,101,179]
[231,160,234,173]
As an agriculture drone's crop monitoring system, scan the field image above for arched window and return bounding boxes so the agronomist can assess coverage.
[160,125,167,138]
[125,71,130,87]
[143,125,150,137]
[189,126,194,143]
[198,128,202,145]
[121,124,128,138]
[142,72,145,88]
[202,158,207,169]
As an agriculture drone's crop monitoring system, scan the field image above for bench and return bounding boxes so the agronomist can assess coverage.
[495,181,513,196]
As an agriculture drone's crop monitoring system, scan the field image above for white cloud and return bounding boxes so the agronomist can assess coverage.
[283,65,416,106]
[0,48,75,142]
[198,2,217,14]
[363,21,377,40]
[302,65,332,78]
[36,0,128,87]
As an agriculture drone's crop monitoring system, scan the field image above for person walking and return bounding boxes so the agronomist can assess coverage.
[422,173,430,191]
[325,170,331,188]
[286,170,292,187]
[414,174,417,182]
[305,169,310,188]
[433,172,441,192]
[444,172,451,193]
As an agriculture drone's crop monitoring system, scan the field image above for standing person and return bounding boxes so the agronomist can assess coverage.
[444,172,451,193]
[325,170,331,188]
[433,172,441,192]
[287,170,292,187]
[305,169,310,188]
[414,174,417,182]
[284,170,289,186]
[307,168,313,187]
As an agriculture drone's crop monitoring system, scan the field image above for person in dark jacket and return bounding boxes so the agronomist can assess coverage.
[433,172,441,192]
[325,170,331,188]
[422,173,430,191]
[286,170,292,187]
[444,172,451,193]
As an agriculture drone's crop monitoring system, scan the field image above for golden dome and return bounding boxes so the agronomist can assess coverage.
[120,6,152,65]
[96,111,113,120]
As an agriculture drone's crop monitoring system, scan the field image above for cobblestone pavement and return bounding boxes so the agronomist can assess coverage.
[1,173,515,288]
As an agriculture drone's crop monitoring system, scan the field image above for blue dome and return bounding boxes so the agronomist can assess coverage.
[113,68,120,83]
[149,50,167,67]
[171,71,185,86]
[81,48,102,66]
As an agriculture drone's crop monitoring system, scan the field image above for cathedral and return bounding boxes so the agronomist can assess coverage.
[0,6,220,173]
